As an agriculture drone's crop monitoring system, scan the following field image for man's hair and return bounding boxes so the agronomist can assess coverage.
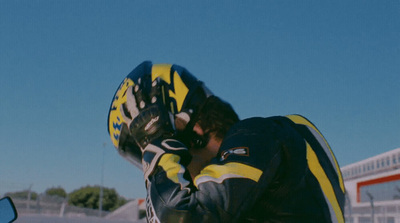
[196,96,240,140]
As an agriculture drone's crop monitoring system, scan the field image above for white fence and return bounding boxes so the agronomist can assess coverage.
[10,194,109,218]
[346,202,400,223]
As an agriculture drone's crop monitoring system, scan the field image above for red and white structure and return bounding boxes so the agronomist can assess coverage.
[342,148,400,223]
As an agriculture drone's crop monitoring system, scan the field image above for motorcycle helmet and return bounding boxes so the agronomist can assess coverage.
[107,61,213,168]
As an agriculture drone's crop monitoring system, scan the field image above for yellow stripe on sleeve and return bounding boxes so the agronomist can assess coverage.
[158,154,188,186]
[286,115,345,193]
[194,162,263,188]
[307,143,344,223]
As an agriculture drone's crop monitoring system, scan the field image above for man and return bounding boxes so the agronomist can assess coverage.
[107,61,345,222]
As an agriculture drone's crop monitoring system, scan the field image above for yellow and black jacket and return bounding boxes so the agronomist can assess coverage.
[144,115,345,223]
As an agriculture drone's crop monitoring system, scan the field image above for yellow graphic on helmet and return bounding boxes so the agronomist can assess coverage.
[109,63,191,149]
[151,64,189,113]
[108,78,135,148]
[152,64,172,84]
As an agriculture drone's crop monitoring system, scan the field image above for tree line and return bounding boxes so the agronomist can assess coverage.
[5,185,128,212]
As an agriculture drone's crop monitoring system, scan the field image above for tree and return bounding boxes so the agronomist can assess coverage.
[45,186,67,198]
[68,185,127,211]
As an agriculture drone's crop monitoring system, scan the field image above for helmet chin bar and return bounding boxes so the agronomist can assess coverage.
[120,150,143,169]
[118,123,143,169]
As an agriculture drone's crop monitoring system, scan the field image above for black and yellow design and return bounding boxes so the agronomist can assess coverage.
[107,61,212,167]
[194,162,263,187]
[158,153,191,189]
[108,77,135,149]
[151,64,189,114]
[287,115,345,223]
[141,115,345,222]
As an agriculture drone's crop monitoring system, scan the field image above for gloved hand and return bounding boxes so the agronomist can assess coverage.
[120,77,190,178]
[120,77,175,149]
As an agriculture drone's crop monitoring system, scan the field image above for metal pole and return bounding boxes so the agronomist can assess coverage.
[99,143,106,217]
[345,190,352,222]
[27,184,33,212]
[366,191,374,223]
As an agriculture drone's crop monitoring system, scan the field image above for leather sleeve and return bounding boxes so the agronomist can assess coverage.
[143,116,345,223]
[143,117,286,223]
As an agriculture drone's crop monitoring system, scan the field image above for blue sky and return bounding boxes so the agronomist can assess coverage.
[1,1,399,199]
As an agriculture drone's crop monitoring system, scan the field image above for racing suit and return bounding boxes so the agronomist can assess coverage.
[144,115,345,222]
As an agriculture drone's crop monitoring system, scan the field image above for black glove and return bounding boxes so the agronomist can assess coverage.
[130,102,175,150]
[120,77,189,178]
[121,77,175,149]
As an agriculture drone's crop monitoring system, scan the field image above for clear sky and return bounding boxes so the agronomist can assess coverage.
[1,1,399,199]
